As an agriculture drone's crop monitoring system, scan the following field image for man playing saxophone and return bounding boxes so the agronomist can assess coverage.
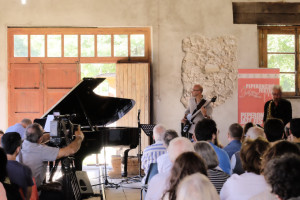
[263,85,292,126]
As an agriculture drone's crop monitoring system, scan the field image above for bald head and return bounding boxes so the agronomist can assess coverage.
[168,137,195,163]
[153,124,166,142]
[246,126,265,140]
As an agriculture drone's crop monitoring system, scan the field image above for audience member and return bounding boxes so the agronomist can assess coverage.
[177,173,220,200]
[194,119,231,175]
[242,122,254,141]
[220,138,270,200]
[157,129,178,173]
[0,147,22,200]
[5,118,32,139]
[231,126,265,175]
[223,123,243,159]
[264,118,284,142]
[194,141,229,193]
[0,130,4,147]
[17,123,84,188]
[289,118,300,146]
[264,154,300,200]
[142,124,167,177]
[146,137,194,200]
[0,147,7,200]
[162,152,207,200]
[251,140,300,200]
[1,132,34,199]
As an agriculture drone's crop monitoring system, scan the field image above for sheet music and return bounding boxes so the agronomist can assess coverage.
[44,115,54,132]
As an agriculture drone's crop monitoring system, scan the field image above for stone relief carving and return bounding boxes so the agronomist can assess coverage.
[181,35,238,108]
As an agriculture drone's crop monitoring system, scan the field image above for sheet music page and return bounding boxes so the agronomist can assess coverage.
[44,115,54,132]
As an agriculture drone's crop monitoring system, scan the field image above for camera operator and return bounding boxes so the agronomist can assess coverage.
[17,123,84,188]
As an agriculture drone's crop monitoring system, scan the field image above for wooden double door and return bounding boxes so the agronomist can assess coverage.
[8,63,79,125]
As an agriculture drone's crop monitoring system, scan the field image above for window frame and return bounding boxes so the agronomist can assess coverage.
[258,26,300,97]
[8,27,151,64]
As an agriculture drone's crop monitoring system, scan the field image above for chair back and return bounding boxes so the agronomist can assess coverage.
[145,163,158,184]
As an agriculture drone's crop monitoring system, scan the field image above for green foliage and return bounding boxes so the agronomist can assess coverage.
[267,34,294,52]
[81,35,94,57]
[97,35,111,57]
[267,34,296,92]
[14,35,28,57]
[81,63,116,95]
[131,34,145,56]
[114,35,128,57]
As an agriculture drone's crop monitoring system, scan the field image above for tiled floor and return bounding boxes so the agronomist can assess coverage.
[83,165,141,200]
[47,165,141,200]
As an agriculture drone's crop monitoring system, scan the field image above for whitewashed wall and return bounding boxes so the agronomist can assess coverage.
[0,0,299,146]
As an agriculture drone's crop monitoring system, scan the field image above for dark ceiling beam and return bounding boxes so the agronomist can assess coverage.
[233,2,300,25]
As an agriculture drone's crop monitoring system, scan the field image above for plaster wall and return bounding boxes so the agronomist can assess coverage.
[0,0,299,146]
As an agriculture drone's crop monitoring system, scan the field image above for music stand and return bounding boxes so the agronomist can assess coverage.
[140,124,156,144]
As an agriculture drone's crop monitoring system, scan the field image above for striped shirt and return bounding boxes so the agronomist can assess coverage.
[142,141,166,176]
[208,168,230,194]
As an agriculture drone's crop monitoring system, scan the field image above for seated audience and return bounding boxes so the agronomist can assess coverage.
[157,129,178,173]
[223,123,243,159]
[289,118,300,146]
[17,123,84,188]
[194,141,229,193]
[194,119,231,175]
[242,122,254,141]
[0,130,4,147]
[264,154,300,200]
[146,137,194,200]
[251,140,300,200]
[231,126,265,175]
[220,138,270,200]
[142,124,167,177]
[5,118,32,140]
[264,118,284,142]
[0,147,7,200]
[0,147,22,200]
[1,132,34,199]
[177,173,219,200]
[162,152,207,200]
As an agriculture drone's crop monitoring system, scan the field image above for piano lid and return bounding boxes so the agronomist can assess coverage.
[42,78,135,127]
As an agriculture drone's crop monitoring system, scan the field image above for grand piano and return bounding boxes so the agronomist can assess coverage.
[41,77,140,174]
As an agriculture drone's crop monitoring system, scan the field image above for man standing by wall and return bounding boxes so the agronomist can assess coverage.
[182,84,213,138]
[263,85,292,126]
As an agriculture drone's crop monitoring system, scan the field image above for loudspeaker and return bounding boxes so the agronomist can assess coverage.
[75,171,94,196]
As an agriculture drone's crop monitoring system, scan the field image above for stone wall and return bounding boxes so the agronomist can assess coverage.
[181,35,238,108]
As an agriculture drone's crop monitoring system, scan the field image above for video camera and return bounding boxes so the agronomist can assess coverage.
[49,114,79,148]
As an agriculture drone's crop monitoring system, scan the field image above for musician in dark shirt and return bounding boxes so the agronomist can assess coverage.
[263,85,292,126]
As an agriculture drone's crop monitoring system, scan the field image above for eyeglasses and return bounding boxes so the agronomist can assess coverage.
[192,89,201,92]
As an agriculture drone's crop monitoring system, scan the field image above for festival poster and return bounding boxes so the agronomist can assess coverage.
[238,69,280,126]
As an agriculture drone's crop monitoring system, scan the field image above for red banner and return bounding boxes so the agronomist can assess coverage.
[238,69,280,126]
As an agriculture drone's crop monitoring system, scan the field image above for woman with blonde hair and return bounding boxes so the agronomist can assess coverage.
[177,173,219,200]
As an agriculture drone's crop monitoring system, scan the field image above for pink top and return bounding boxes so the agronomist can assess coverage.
[0,182,7,200]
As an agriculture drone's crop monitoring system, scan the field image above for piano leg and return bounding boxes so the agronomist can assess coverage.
[121,147,135,177]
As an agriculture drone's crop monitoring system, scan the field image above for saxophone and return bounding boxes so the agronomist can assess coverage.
[266,100,273,121]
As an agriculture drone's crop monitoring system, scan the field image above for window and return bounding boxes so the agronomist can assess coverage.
[9,27,150,63]
[259,26,300,96]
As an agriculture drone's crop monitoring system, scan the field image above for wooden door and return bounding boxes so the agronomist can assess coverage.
[116,63,150,149]
[8,63,43,125]
[8,63,79,126]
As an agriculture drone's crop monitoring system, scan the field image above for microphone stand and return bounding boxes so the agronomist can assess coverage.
[137,109,142,178]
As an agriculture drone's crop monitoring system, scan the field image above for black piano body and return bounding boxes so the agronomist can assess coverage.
[41,77,139,174]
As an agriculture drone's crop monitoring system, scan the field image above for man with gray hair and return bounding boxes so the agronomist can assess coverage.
[141,124,166,179]
[5,118,32,139]
[263,85,292,125]
[17,123,84,188]
[146,137,194,200]
[157,130,178,173]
